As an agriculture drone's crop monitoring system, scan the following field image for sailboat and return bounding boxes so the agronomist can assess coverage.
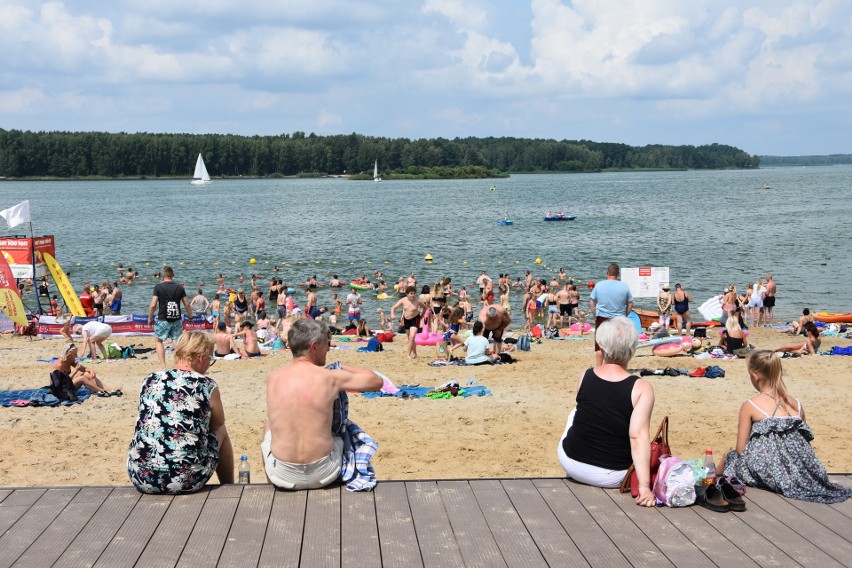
[190,153,211,185]
[373,160,381,182]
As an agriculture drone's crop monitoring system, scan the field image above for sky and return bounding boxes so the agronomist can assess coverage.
[1,0,850,156]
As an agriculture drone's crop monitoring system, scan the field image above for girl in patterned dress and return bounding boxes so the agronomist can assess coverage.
[719,350,852,503]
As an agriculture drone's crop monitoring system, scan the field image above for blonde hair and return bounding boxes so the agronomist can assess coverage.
[725,314,742,334]
[174,331,214,364]
[747,350,793,408]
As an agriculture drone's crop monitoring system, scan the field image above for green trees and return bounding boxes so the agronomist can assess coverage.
[0,128,760,178]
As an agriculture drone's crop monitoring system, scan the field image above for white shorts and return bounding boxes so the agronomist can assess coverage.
[556,410,628,488]
[260,430,343,490]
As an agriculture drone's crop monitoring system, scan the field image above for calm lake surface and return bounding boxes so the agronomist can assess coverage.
[3,166,850,322]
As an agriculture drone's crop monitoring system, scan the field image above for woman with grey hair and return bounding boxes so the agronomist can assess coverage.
[557,317,656,506]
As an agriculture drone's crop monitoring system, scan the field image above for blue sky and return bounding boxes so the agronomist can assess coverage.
[1,0,849,155]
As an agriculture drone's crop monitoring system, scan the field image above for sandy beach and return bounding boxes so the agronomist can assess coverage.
[1,326,850,488]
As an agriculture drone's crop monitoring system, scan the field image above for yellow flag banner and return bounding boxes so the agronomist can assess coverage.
[42,252,85,317]
[0,287,28,325]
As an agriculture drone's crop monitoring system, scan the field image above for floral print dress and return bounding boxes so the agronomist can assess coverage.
[724,399,852,504]
[127,369,220,494]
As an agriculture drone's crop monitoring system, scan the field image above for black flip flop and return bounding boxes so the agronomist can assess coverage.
[717,479,746,512]
[696,484,729,512]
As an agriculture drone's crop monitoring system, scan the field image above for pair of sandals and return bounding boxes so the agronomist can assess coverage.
[96,389,123,398]
[697,476,746,512]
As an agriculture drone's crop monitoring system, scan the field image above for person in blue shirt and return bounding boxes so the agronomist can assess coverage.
[589,263,633,366]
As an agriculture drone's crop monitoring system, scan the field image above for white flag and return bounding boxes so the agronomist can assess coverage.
[0,200,31,228]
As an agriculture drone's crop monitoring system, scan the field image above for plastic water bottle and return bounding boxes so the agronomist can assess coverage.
[238,455,250,484]
[702,450,715,486]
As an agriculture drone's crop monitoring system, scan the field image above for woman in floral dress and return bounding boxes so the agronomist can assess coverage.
[127,331,234,493]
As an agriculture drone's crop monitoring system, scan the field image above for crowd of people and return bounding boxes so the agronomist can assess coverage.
[43,261,850,507]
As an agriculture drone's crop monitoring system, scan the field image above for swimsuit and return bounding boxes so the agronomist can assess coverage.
[443,323,460,343]
[403,316,421,331]
[674,295,689,315]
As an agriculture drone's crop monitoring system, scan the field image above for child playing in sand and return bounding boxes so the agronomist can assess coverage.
[717,350,851,503]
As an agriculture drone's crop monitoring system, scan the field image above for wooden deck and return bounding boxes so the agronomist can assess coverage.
[1,476,850,567]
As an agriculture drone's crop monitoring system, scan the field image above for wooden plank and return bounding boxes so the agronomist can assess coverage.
[0,490,11,504]
[0,489,48,536]
[437,481,507,568]
[732,489,843,568]
[648,499,756,567]
[686,504,796,567]
[784,494,852,541]
[300,485,341,568]
[469,479,548,567]
[257,489,307,568]
[206,483,244,499]
[602,488,718,568]
[218,485,275,568]
[744,489,851,567]
[11,488,111,568]
[374,481,424,568]
[827,476,852,519]
[500,479,589,567]
[341,489,382,568]
[533,479,631,568]
[134,490,209,568]
[175,495,240,567]
[405,481,465,568]
[568,482,674,568]
[0,488,78,568]
[53,487,141,568]
[93,493,173,568]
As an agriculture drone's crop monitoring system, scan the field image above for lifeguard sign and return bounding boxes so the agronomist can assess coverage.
[0,235,55,279]
[621,266,670,298]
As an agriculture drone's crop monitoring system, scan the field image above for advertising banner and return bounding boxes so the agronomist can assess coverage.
[0,235,55,279]
[37,314,214,338]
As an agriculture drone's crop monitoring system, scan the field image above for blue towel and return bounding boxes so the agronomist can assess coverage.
[831,346,852,356]
[1,387,93,407]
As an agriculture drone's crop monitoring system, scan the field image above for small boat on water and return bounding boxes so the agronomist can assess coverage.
[498,219,514,226]
[190,154,211,185]
[373,160,381,182]
[543,214,576,221]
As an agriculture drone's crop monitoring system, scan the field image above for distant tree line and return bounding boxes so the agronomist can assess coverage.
[0,128,759,178]
[759,154,852,166]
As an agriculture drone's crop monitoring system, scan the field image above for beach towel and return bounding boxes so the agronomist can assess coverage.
[1,387,93,407]
[329,362,378,491]
[831,346,852,356]
[361,385,493,399]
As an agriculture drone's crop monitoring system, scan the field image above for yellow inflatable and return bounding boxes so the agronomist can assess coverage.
[43,253,85,317]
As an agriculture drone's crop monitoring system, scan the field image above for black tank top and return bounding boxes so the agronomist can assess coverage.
[562,368,639,470]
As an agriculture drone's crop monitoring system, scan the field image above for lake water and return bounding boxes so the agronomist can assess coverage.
[2,166,850,322]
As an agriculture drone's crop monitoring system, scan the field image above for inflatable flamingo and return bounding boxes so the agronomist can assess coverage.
[414,309,443,346]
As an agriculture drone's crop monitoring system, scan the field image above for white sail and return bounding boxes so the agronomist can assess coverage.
[190,153,211,185]
[373,160,381,182]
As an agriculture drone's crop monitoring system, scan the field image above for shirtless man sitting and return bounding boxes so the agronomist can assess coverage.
[478,304,511,354]
[213,322,237,357]
[390,286,422,359]
[262,319,381,490]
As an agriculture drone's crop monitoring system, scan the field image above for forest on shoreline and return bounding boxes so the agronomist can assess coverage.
[0,129,760,179]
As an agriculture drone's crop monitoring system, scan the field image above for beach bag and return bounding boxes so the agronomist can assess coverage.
[530,325,543,339]
[272,337,285,350]
[653,455,696,507]
[376,332,394,343]
[121,345,136,359]
[49,370,78,402]
[106,343,122,359]
[516,334,531,351]
[620,416,670,498]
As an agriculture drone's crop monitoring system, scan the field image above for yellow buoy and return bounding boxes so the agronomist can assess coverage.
[535,258,542,264]
[250,258,257,265]
[425,254,433,262]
